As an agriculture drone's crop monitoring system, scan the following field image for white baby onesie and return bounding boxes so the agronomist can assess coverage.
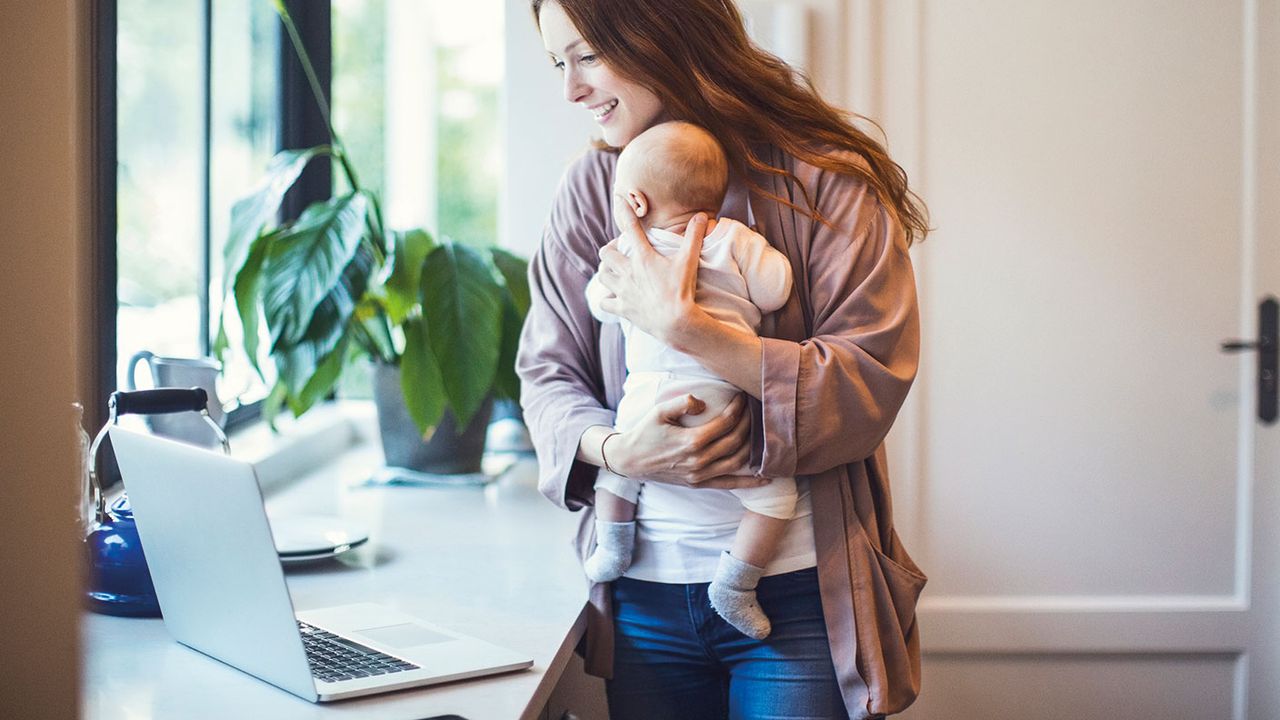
[585,218,796,519]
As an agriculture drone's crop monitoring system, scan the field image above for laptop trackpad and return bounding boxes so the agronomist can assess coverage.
[355,623,452,649]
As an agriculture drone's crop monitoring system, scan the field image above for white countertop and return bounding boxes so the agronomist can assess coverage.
[81,428,590,720]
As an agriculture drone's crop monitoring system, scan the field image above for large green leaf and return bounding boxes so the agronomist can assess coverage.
[383,228,435,325]
[211,315,231,360]
[215,147,328,364]
[273,240,377,400]
[275,332,339,402]
[286,333,350,417]
[489,247,530,317]
[262,192,368,350]
[489,248,529,403]
[420,244,503,427]
[400,318,446,435]
[222,146,329,298]
[493,295,524,402]
[262,380,288,432]
[300,240,377,345]
[231,229,274,379]
[354,297,396,363]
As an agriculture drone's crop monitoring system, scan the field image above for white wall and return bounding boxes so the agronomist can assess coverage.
[500,0,599,258]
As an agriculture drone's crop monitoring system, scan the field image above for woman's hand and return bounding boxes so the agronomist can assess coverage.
[605,393,767,490]
[594,204,712,346]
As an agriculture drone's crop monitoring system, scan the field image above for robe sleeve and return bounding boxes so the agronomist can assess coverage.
[516,152,618,511]
[755,173,921,478]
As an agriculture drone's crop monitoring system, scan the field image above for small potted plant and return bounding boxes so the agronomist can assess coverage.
[215,2,527,474]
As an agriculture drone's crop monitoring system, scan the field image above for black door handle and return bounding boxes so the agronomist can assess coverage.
[1221,296,1278,424]
[1220,339,1273,352]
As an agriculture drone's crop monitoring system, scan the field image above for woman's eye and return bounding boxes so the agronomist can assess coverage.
[579,53,599,66]
[551,58,565,71]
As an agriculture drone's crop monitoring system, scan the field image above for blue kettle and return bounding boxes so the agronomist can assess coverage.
[84,388,229,617]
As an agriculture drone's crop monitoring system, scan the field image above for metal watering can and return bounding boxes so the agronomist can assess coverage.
[84,388,228,617]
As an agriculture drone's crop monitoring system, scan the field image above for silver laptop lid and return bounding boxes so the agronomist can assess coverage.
[109,427,318,702]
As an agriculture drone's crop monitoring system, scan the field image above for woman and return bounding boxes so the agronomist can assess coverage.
[516,1,929,718]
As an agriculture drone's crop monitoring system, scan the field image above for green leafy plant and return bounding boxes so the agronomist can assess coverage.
[215,1,528,435]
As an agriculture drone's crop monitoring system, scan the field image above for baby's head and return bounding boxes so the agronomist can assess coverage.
[613,121,729,233]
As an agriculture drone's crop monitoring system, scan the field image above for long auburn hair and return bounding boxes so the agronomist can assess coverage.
[532,0,930,245]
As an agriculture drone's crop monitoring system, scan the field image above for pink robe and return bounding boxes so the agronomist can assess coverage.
[516,145,926,719]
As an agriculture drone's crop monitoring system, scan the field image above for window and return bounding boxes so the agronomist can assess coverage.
[116,0,280,418]
[329,0,505,398]
[330,0,502,249]
[110,0,504,419]
[208,0,283,407]
[116,0,207,372]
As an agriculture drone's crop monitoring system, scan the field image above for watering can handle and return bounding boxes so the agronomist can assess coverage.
[88,388,229,526]
[110,388,210,416]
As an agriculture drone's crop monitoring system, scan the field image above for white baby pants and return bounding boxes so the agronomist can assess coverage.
[595,372,798,519]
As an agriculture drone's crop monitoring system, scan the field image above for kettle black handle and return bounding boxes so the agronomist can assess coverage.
[110,388,209,416]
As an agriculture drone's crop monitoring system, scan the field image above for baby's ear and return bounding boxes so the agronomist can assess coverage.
[628,190,649,219]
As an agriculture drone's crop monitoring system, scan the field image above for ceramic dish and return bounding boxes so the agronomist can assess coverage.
[270,515,370,563]
[277,542,369,565]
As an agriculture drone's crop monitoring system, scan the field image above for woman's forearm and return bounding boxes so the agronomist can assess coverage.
[667,309,764,400]
[576,424,615,467]
[574,393,762,488]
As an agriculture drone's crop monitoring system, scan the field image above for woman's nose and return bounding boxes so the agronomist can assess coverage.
[563,67,588,103]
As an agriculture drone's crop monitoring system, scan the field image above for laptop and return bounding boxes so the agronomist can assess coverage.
[109,426,533,702]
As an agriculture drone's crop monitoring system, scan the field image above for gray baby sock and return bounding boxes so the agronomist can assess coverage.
[584,520,636,583]
[708,551,771,639]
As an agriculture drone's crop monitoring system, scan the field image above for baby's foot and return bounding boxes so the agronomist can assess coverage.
[584,520,635,583]
[708,552,771,639]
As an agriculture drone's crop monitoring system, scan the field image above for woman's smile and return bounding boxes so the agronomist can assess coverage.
[590,99,619,122]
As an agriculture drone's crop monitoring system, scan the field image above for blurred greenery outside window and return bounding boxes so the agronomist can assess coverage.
[117,0,279,412]
[116,0,503,411]
[331,0,503,398]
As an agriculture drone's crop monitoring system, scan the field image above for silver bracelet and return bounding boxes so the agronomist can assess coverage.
[601,432,626,477]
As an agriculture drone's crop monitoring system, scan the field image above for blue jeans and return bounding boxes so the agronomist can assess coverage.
[607,567,850,720]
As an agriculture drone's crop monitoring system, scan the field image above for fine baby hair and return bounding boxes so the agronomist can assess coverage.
[614,121,730,223]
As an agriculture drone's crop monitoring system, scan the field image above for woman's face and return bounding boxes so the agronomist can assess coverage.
[539,1,666,147]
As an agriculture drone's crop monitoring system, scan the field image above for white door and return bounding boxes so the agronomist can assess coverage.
[855,1,1280,717]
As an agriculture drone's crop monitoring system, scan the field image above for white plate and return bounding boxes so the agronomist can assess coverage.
[278,545,367,565]
[270,514,370,559]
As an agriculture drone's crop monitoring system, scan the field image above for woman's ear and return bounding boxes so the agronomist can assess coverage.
[628,190,649,218]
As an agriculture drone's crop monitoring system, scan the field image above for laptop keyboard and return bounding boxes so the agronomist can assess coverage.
[298,621,420,683]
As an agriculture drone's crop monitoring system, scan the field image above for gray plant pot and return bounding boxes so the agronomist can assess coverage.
[371,362,493,475]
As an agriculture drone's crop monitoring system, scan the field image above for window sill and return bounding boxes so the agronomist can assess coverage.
[225,399,379,495]
[219,398,532,496]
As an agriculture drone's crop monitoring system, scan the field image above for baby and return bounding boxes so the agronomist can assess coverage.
[584,121,796,639]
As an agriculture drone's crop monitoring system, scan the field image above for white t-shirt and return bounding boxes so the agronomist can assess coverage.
[628,479,816,583]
